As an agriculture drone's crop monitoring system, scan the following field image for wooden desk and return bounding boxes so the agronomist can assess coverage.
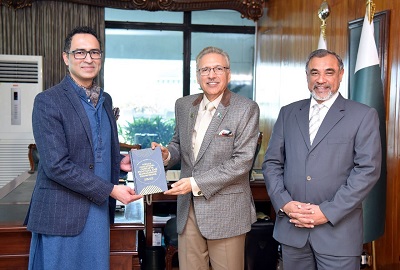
[0,172,144,270]
[144,179,271,246]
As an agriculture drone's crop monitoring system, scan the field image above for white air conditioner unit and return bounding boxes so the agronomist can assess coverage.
[0,55,43,188]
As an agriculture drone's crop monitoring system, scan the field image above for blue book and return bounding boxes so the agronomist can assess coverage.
[129,146,168,195]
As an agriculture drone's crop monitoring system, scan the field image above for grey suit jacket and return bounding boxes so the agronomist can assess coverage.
[24,76,121,236]
[262,94,381,256]
[167,90,259,239]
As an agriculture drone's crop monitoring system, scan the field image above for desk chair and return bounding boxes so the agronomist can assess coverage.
[119,143,141,182]
[28,144,39,174]
[119,142,141,152]
[164,217,178,270]
[250,132,263,180]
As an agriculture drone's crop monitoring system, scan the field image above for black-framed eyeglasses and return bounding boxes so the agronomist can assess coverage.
[65,49,103,60]
[197,66,230,76]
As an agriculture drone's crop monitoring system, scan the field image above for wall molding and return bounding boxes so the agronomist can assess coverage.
[0,0,265,21]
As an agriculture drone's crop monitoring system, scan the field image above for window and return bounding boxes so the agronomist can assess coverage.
[105,9,255,148]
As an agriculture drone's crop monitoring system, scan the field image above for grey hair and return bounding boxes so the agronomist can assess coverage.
[196,46,230,69]
[305,49,344,72]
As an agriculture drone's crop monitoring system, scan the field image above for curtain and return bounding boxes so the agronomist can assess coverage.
[0,1,105,89]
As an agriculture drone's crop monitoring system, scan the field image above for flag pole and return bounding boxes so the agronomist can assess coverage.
[366,0,375,24]
[372,240,377,270]
[362,2,379,270]
[317,0,330,49]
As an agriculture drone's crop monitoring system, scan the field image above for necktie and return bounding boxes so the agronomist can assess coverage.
[309,104,323,144]
[193,103,215,159]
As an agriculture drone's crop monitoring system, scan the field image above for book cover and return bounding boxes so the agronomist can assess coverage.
[129,146,168,195]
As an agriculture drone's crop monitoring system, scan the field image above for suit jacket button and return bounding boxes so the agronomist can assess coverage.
[197,191,202,196]
[306,176,312,181]
[89,164,94,169]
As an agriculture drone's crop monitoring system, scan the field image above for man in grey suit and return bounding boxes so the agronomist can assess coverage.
[24,26,142,270]
[153,46,260,270]
[262,49,382,270]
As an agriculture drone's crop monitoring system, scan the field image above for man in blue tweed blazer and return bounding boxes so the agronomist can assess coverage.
[153,46,260,270]
[24,26,142,270]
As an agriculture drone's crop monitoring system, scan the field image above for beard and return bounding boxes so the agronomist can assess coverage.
[311,88,333,102]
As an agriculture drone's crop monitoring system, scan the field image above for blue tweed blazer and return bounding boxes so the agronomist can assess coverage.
[24,76,121,236]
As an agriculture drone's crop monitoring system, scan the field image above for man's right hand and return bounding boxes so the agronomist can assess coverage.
[151,142,170,161]
[281,201,313,216]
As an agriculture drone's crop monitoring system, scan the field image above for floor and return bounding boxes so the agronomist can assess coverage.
[168,259,282,270]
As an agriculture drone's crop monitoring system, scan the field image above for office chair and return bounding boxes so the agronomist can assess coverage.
[119,143,141,182]
[28,144,39,174]
[250,132,263,180]
[119,142,141,152]
[164,216,178,270]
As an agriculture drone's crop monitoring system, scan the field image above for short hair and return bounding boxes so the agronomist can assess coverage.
[305,49,344,72]
[63,26,101,52]
[196,46,230,69]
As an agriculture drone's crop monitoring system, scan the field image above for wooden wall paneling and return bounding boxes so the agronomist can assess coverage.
[256,0,400,268]
[254,2,282,168]
[374,1,400,269]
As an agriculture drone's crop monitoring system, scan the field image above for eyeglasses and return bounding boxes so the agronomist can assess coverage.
[197,66,230,76]
[65,49,103,60]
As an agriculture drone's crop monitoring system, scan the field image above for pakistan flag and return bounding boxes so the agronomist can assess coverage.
[351,10,387,244]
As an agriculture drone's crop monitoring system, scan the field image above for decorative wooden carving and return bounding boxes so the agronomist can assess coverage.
[0,0,265,21]
[0,0,33,9]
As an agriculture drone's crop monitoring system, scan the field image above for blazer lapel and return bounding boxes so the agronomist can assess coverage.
[194,90,231,163]
[295,99,312,149]
[61,78,94,149]
[195,105,227,163]
[189,95,202,164]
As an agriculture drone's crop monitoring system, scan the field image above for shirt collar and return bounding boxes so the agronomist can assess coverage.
[201,93,223,111]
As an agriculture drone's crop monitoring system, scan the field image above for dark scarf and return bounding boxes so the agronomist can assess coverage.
[69,75,101,107]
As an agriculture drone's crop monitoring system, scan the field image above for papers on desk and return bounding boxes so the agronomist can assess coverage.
[166,170,180,182]
[250,170,264,181]
[153,213,176,223]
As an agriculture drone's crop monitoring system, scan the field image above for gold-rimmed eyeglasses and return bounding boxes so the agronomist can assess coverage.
[197,66,230,76]
[65,49,103,60]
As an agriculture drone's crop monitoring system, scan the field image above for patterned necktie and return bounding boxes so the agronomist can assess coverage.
[193,103,215,160]
[309,104,323,144]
